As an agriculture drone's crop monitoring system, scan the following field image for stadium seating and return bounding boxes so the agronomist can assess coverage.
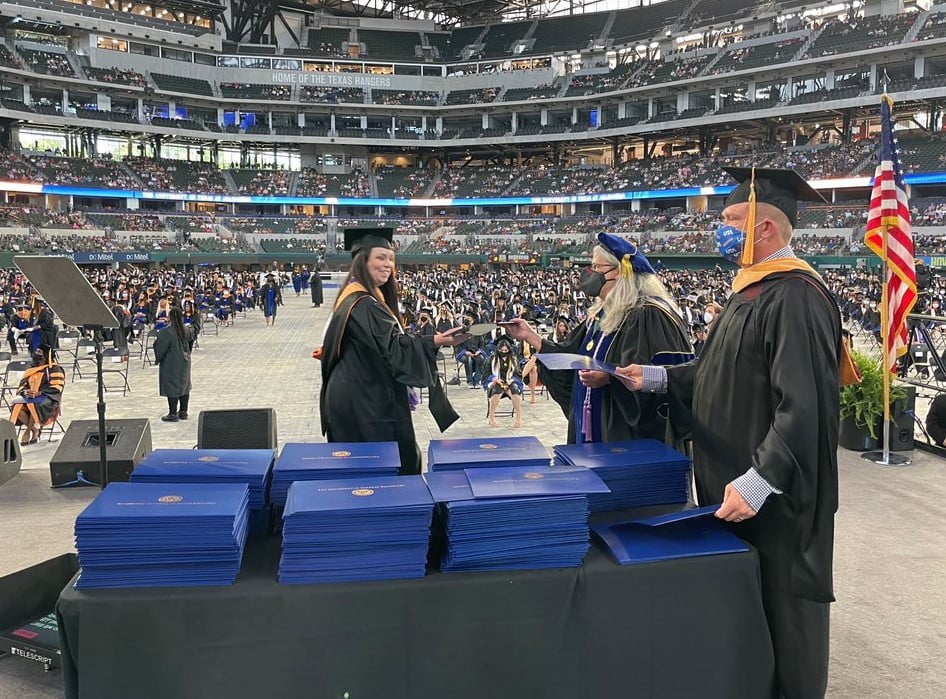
[28,155,139,189]
[503,85,560,102]
[445,87,499,105]
[708,38,805,75]
[124,157,229,193]
[0,152,38,182]
[150,73,214,97]
[687,0,759,28]
[21,0,208,36]
[259,237,327,253]
[899,133,946,174]
[229,169,294,196]
[566,64,634,96]
[714,96,779,115]
[608,0,689,45]
[299,86,364,104]
[527,12,609,55]
[77,108,140,125]
[18,49,75,77]
[477,21,532,58]
[226,217,326,236]
[84,67,149,87]
[508,167,606,196]
[444,26,486,58]
[219,83,291,100]
[295,168,370,197]
[789,86,863,106]
[375,167,434,198]
[372,90,440,106]
[0,46,24,70]
[305,27,351,56]
[804,14,916,58]
[357,29,422,60]
[86,213,164,231]
[434,167,519,197]
[914,12,946,41]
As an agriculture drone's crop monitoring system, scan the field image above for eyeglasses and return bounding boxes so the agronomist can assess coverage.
[590,264,616,273]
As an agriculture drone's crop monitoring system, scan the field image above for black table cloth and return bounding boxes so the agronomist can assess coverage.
[58,537,774,699]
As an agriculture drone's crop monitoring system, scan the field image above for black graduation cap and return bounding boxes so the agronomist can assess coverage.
[344,226,394,257]
[723,167,826,228]
[555,315,572,325]
[420,306,434,315]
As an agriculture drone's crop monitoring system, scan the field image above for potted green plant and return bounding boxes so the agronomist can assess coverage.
[839,350,906,451]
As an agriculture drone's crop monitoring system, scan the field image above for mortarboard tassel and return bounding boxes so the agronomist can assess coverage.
[619,254,634,278]
[740,167,758,266]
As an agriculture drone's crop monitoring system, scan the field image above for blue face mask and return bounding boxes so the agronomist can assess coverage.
[715,224,746,263]
[715,222,763,263]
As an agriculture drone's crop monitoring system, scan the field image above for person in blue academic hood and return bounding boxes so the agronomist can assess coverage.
[504,231,692,444]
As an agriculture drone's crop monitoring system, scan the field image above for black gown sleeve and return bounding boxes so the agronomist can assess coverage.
[752,281,839,499]
[604,305,693,440]
[536,322,588,418]
[348,297,439,388]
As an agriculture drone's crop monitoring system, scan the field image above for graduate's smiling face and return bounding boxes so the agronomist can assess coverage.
[366,247,395,288]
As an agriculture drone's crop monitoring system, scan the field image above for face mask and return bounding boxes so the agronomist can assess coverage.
[579,268,607,298]
[715,222,764,263]
[704,310,715,324]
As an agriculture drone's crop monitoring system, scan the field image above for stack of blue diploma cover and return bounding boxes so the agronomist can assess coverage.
[278,475,434,584]
[427,436,550,472]
[553,439,691,512]
[591,506,749,565]
[74,482,250,589]
[425,466,610,572]
[130,449,274,510]
[270,442,401,506]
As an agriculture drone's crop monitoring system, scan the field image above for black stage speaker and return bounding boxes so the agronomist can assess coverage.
[888,385,916,452]
[0,421,22,487]
[197,408,277,449]
[49,418,152,486]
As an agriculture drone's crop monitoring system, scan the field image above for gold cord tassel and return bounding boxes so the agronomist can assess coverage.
[740,167,758,266]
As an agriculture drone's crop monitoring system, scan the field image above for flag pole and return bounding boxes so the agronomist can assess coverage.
[880,221,892,465]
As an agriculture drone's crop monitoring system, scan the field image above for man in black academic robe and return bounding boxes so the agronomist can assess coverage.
[618,168,841,699]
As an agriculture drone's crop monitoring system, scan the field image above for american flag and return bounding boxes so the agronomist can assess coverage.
[864,95,917,374]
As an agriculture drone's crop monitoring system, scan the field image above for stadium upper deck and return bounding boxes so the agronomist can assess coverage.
[0,0,945,152]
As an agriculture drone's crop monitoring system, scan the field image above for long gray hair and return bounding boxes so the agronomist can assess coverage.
[587,245,680,335]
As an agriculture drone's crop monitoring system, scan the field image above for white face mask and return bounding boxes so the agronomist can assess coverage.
[704,310,715,324]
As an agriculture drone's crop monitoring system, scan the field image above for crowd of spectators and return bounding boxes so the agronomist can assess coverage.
[299,86,364,103]
[434,166,520,197]
[85,66,149,87]
[19,49,73,77]
[231,169,294,196]
[124,157,229,193]
[0,151,37,181]
[220,83,291,100]
[26,155,140,190]
[372,90,440,106]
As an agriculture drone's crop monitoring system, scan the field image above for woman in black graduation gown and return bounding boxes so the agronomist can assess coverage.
[310,263,324,307]
[319,228,467,475]
[505,232,692,444]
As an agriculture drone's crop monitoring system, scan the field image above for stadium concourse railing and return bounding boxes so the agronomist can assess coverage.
[0,251,892,271]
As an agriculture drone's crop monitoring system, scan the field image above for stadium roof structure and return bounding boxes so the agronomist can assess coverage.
[295,0,640,25]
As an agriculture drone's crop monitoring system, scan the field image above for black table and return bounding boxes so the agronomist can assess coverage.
[57,537,774,699]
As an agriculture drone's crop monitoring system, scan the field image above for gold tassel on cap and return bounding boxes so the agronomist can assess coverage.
[619,255,633,278]
[740,167,758,266]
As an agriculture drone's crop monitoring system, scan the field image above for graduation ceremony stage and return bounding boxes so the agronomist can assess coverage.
[4,290,946,699]
[57,536,773,699]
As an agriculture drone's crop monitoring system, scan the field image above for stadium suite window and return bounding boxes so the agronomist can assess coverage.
[194,53,216,66]
[219,56,240,68]
[96,37,127,52]
[130,43,159,58]
[241,57,270,69]
[161,48,192,62]
[273,59,302,71]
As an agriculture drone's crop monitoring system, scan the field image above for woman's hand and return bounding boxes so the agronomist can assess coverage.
[578,370,610,389]
[434,326,470,348]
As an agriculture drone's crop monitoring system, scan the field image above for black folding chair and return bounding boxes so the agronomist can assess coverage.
[71,338,97,381]
[101,347,131,396]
